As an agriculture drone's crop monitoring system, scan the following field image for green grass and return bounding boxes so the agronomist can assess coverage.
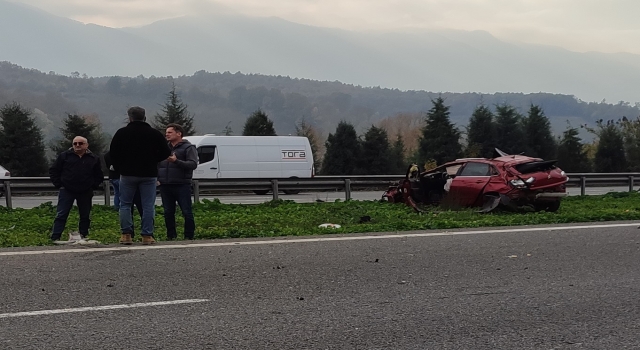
[1,191,640,247]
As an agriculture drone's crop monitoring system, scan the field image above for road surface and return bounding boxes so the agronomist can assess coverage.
[1,222,640,349]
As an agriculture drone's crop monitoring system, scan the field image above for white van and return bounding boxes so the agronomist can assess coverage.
[0,164,9,198]
[183,135,314,194]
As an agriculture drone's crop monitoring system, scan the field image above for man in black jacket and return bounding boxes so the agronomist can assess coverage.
[158,123,198,240]
[109,106,171,245]
[49,136,104,243]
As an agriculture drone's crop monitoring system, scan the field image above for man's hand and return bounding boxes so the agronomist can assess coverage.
[167,153,177,163]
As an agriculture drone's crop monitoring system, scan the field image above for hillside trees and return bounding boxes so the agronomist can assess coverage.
[0,102,48,176]
[295,118,322,172]
[321,121,360,175]
[242,109,277,136]
[50,114,107,159]
[153,84,196,135]
[522,104,557,159]
[359,125,392,175]
[465,104,495,158]
[556,126,591,172]
[418,97,462,165]
[494,104,525,155]
[592,120,627,172]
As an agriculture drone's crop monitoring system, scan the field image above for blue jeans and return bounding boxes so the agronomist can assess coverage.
[119,176,156,236]
[159,184,195,239]
[110,179,120,210]
[51,188,93,240]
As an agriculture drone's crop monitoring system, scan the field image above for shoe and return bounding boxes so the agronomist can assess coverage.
[142,236,156,245]
[167,236,176,241]
[119,233,133,245]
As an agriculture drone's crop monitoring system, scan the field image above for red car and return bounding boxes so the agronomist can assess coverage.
[383,150,568,212]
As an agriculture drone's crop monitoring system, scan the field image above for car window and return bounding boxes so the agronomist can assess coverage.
[459,162,491,176]
[197,146,216,163]
[445,164,462,176]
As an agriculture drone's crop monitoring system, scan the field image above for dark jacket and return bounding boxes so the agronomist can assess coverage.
[103,151,119,180]
[158,140,199,185]
[109,121,171,177]
[49,149,104,193]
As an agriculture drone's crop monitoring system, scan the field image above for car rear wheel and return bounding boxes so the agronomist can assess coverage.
[253,190,269,195]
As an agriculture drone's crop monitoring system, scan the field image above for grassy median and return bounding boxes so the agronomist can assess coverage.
[1,191,640,247]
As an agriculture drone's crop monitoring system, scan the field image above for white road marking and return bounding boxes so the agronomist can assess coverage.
[0,222,638,257]
[0,299,209,319]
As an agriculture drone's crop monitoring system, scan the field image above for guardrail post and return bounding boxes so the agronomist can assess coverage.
[271,180,279,201]
[4,181,12,209]
[629,175,634,192]
[103,180,110,206]
[344,179,351,201]
[192,180,200,203]
[580,176,586,196]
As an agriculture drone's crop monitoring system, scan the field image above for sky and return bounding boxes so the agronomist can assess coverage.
[11,0,640,55]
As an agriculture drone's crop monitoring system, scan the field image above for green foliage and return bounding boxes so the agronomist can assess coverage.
[522,104,557,159]
[465,104,495,158]
[592,120,626,172]
[295,118,321,172]
[153,84,196,136]
[321,121,360,175]
[556,126,591,172]
[0,102,48,176]
[494,104,525,155]
[418,97,462,165]
[4,193,640,247]
[389,134,406,175]
[620,117,640,171]
[359,125,392,175]
[242,109,277,136]
[50,114,107,159]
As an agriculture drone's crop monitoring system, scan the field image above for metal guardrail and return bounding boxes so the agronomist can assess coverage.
[1,173,639,209]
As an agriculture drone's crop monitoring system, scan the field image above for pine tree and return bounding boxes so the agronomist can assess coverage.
[359,125,392,175]
[418,97,462,165]
[593,120,626,172]
[242,109,277,136]
[295,118,321,172]
[321,121,360,175]
[556,126,591,172]
[389,134,406,174]
[522,104,557,159]
[465,104,495,158]
[494,104,525,155]
[50,114,107,159]
[0,102,48,176]
[620,117,640,171]
[153,84,196,135]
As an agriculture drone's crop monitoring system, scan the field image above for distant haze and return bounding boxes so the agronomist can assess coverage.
[2,0,640,104]
[12,0,640,56]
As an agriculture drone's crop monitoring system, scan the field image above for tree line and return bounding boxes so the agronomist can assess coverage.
[0,90,636,177]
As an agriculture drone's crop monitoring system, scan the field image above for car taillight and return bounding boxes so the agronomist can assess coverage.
[4,171,8,177]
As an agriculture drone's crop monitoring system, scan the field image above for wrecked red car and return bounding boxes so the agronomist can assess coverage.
[383,149,568,212]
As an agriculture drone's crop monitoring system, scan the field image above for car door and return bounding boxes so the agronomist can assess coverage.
[448,162,493,206]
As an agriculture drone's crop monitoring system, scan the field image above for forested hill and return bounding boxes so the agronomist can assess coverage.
[0,61,638,142]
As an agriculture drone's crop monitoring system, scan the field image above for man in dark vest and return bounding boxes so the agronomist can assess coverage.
[109,106,171,245]
[158,123,198,240]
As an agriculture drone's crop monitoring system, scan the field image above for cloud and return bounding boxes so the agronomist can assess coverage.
[11,0,640,54]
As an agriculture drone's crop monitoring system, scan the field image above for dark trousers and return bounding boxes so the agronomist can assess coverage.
[51,188,93,240]
[159,184,195,239]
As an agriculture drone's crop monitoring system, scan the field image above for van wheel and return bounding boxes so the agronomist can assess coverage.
[283,190,300,195]
[253,190,269,195]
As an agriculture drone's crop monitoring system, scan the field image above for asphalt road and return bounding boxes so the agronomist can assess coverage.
[4,186,637,209]
[1,222,640,349]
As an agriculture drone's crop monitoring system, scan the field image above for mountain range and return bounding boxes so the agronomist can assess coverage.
[2,0,640,105]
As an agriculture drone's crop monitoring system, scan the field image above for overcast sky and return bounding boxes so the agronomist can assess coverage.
[12,0,640,55]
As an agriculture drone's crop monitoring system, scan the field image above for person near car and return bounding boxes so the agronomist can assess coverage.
[158,123,198,240]
[109,106,171,245]
[103,150,143,236]
[49,136,104,243]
